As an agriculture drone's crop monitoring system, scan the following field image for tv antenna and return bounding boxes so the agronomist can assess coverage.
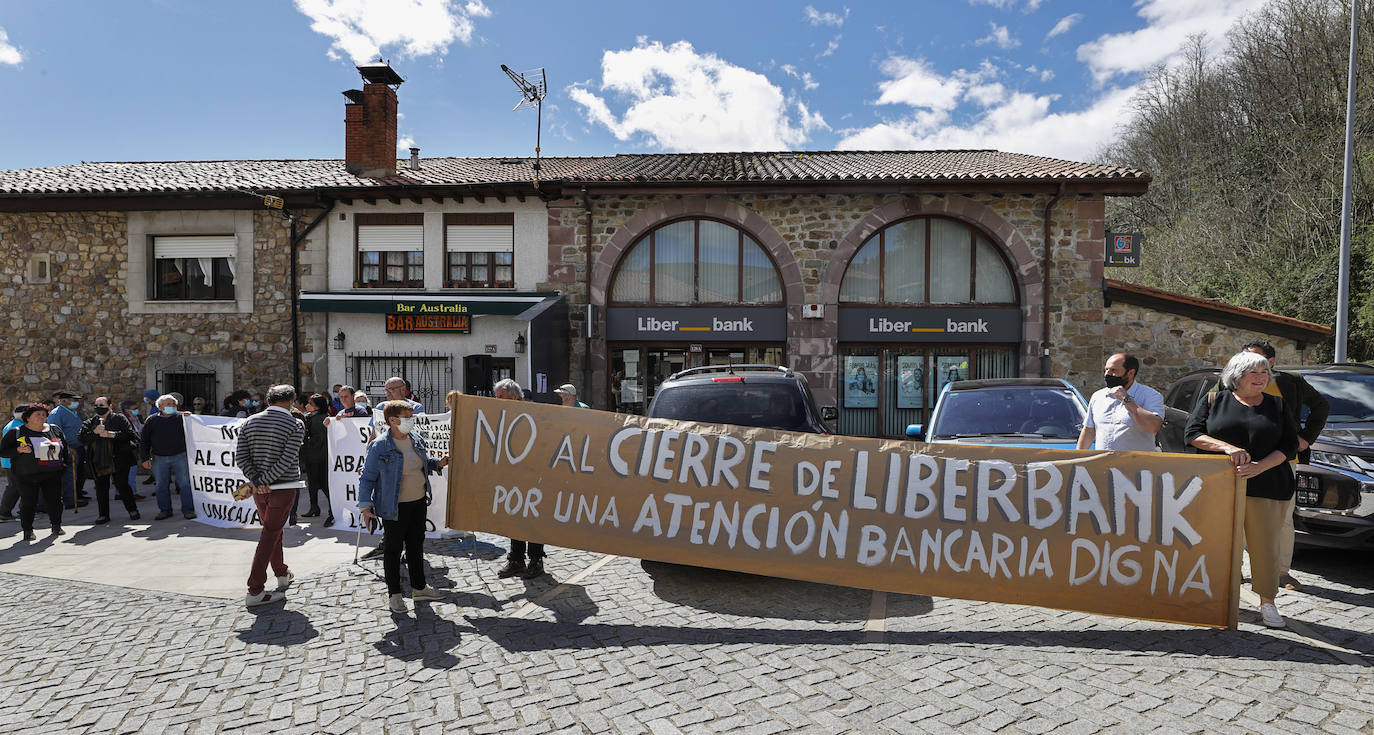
[501,64,547,189]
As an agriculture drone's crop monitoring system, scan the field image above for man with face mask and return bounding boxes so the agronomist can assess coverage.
[1076,353,1166,452]
[139,394,195,520]
[78,396,140,523]
[49,390,88,509]
[0,404,28,522]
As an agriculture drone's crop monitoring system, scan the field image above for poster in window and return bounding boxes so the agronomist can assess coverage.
[935,355,969,397]
[844,356,878,408]
[896,356,925,409]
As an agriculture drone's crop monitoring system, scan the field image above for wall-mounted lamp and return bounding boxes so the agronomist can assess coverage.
[333,330,346,351]
[514,333,527,354]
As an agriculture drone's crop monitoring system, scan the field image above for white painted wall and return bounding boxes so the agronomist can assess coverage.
[323,199,548,291]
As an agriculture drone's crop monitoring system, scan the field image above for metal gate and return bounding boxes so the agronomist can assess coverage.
[348,352,454,412]
[156,360,219,407]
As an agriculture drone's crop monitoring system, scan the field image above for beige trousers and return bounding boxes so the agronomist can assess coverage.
[1277,495,1296,576]
[1245,496,1290,599]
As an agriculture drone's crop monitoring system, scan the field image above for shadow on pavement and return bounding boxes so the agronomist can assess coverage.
[460,615,1369,665]
[639,559,924,622]
[236,606,321,646]
[374,604,475,669]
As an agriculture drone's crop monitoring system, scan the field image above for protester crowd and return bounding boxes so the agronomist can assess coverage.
[0,376,594,613]
[2,349,1311,629]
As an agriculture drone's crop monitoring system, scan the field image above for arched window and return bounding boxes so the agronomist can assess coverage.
[611,219,783,304]
[840,217,1016,304]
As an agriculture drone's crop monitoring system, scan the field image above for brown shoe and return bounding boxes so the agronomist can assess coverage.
[1279,573,1305,592]
[497,559,527,578]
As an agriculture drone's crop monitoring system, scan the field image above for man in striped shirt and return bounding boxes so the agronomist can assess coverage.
[236,384,306,607]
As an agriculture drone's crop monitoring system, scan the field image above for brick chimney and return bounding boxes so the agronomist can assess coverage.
[344,62,405,178]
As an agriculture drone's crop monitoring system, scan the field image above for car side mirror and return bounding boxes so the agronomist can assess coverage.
[1294,465,1362,510]
[821,406,838,421]
[906,424,924,440]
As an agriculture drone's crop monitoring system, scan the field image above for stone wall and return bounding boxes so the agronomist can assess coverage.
[0,208,320,408]
[1103,301,1320,393]
[546,191,1106,407]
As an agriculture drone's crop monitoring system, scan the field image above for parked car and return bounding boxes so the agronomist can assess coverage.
[1158,363,1374,549]
[646,364,836,434]
[906,378,1087,450]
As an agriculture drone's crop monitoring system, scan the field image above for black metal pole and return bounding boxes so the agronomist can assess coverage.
[289,214,301,389]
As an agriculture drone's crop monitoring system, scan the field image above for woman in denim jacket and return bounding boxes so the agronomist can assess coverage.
[358,400,450,613]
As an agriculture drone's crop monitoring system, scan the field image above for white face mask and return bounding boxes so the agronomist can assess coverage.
[395,417,416,435]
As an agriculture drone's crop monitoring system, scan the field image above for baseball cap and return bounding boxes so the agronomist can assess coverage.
[55,390,84,400]
[554,384,577,397]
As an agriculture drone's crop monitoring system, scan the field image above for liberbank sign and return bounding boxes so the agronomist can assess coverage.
[606,307,787,342]
[839,307,1022,343]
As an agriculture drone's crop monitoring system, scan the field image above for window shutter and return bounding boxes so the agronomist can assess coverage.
[446,224,513,252]
[358,224,424,252]
[153,236,237,259]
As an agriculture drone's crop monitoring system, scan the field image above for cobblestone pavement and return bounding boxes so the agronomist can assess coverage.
[0,536,1371,735]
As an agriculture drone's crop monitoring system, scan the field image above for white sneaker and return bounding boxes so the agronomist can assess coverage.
[412,586,444,602]
[388,593,407,613]
[1260,602,1285,628]
[276,571,295,589]
[245,590,285,608]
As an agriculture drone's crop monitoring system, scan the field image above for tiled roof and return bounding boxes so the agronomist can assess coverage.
[0,150,1148,196]
[1105,279,1332,338]
[571,150,1148,183]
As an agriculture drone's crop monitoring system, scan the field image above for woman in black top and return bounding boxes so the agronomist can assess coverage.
[1185,350,1298,629]
[299,393,332,525]
[0,404,71,541]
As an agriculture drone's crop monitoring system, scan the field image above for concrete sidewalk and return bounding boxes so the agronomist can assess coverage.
[0,474,370,598]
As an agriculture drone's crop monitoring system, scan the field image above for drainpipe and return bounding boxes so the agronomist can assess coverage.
[582,187,594,405]
[290,195,337,389]
[1040,183,1065,377]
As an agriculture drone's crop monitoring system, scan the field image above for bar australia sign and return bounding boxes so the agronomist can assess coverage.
[447,393,1246,628]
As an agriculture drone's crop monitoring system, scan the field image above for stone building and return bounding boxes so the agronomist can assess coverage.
[0,62,1332,435]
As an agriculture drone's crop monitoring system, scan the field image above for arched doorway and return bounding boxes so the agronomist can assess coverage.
[606,217,786,413]
[836,215,1022,436]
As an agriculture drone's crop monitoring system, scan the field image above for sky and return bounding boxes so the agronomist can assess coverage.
[0,0,1270,170]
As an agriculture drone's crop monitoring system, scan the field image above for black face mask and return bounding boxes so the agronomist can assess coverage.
[94,406,110,415]
[1104,374,1128,389]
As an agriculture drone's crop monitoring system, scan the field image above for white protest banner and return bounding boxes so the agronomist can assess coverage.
[325,412,454,538]
[183,414,260,528]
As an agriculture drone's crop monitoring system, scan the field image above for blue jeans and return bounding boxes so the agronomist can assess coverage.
[152,454,193,514]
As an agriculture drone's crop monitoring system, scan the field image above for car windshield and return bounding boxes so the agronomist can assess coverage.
[931,386,1085,440]
[649,382,815,432]
[1304,373,1374,422]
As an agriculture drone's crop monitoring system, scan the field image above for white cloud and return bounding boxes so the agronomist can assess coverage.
[874,57,965,111]
[1039,68,1054,82]
[293,0,489,63]
[1077,0,1266,83]
[965,83,1006,107]
[803,5,849,27]
[397,135,416,153]
[781,64,820,90]
[1046,13,1082,40]
[0,27,22,66]
[976,23,1019,49]
[819,35,841,57]
[569,39,825,151]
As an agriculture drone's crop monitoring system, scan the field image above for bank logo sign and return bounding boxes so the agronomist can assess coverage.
[608,308,786,342]
[839,308,1021,343]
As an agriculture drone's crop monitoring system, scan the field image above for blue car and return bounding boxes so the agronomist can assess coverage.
[907,378,1088,450]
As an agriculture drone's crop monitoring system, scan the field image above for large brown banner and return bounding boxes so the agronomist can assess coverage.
[447,393,1245,628]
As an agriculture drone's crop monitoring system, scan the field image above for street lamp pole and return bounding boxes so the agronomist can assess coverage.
[1335,1,1360,363]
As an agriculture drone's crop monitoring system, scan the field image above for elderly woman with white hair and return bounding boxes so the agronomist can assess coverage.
[1185,350,1298,628]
